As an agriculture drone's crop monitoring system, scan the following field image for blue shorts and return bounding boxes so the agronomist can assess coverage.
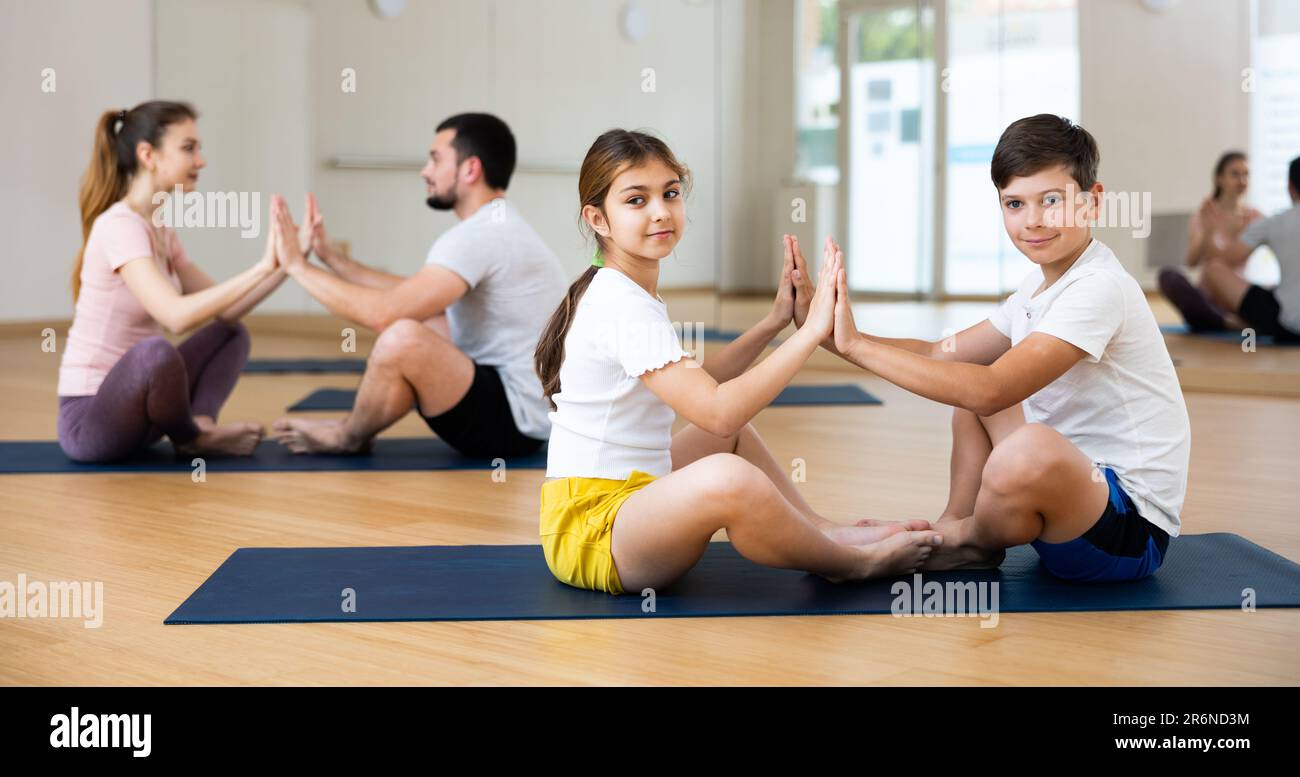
[1030,467,1171,583]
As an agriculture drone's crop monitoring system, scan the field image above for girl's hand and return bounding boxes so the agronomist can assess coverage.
[766,235,796,329]
[791,235,815,329]
[257,205,280,274]
[272,196,307,272]
[803,238,840,342]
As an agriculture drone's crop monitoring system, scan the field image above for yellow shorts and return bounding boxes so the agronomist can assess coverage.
[539,470,657,595]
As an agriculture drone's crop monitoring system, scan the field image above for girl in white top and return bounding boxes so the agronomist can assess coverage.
[533,129,940,595]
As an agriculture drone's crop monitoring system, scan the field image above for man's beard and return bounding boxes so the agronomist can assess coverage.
[426,188,456,211]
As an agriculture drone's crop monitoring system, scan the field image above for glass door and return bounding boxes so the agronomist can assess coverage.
[838,0,936,294]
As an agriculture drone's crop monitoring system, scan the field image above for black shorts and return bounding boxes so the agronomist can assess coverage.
[421,362,546,459]
[1238,285,1300,342]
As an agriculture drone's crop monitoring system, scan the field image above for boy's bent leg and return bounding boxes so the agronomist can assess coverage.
[937,403,1025,524]
[925,422,1109,570]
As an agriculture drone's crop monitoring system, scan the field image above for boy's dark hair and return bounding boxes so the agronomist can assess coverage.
[1290,155,1300,196]
[435,112,517,190]
[991,114,1100,191]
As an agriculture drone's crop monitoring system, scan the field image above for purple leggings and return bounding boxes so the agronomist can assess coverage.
[57,321,251,462]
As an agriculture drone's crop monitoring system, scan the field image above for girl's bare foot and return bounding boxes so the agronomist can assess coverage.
[821,530,942,583]
[270,418,369,454]
[823,523,908,545]
[175,421,263,457]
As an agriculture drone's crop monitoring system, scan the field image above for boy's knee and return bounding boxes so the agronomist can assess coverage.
[983,424,1063,494]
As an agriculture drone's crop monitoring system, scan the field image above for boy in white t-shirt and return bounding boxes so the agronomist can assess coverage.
[802,114,1191,581]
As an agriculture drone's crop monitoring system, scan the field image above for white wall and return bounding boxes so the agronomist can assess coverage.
[308,0,723,291]
[1080,0,1251,286]
[0,0,153,321]
[155,0,313,313]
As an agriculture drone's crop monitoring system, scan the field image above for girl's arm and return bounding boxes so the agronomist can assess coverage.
[176,252,289,323]
[118,221,280,335]
[641,246,840,437]
[698,240,796,382]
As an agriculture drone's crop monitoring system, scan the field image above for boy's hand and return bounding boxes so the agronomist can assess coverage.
[804,240,840,342]
[832,249,860,358]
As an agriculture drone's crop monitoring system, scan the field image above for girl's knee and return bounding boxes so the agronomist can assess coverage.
[695,453,771,507]
[133,336,182,368]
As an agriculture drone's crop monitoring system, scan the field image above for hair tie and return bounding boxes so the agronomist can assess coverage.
[591,248,604,268]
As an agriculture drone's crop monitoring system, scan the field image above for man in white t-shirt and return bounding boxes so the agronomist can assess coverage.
[270,113,567,459]
[794,114,1190,582]
[1200,155,1300,343]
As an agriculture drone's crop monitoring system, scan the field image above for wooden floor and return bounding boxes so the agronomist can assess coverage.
[2,298,1298,685]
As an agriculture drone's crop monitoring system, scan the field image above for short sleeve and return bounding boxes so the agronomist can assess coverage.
[1033,272,1124,362]
[988,292,1016,337]
[425,226,494,289]
[606,298,688,378]
[1239,214,1273,250]
[98,211,156,271]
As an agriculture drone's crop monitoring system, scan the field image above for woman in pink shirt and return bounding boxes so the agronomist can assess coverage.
[59,101,313,462]
[1158,151,1264,332]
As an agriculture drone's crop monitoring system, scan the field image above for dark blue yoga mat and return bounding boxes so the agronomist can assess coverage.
[164,533,1300,624]
[287,383,882,412]
[244,358,369,374]
[1159,323,1300,346]
[0,438,545,474]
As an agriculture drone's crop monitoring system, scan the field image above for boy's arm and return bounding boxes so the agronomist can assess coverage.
[854,319,1011,364]
[839,331,1086,416]
[830,268,1081,414]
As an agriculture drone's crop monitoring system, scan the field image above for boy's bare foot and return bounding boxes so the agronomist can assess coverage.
[920,520,1006,571]
[933,513,966,529]
[821,530,942,583]
[270,418,369,454]
[175,421,263,458]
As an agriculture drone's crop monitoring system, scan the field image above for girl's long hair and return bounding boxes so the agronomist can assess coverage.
[534,129,690,408]
[73,100,196,301]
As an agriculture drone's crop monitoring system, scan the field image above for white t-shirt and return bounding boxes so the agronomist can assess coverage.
[425,198,567,440]
[988,239,1190,537]
[1240,204,1300,332]
[546,268,689,479]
